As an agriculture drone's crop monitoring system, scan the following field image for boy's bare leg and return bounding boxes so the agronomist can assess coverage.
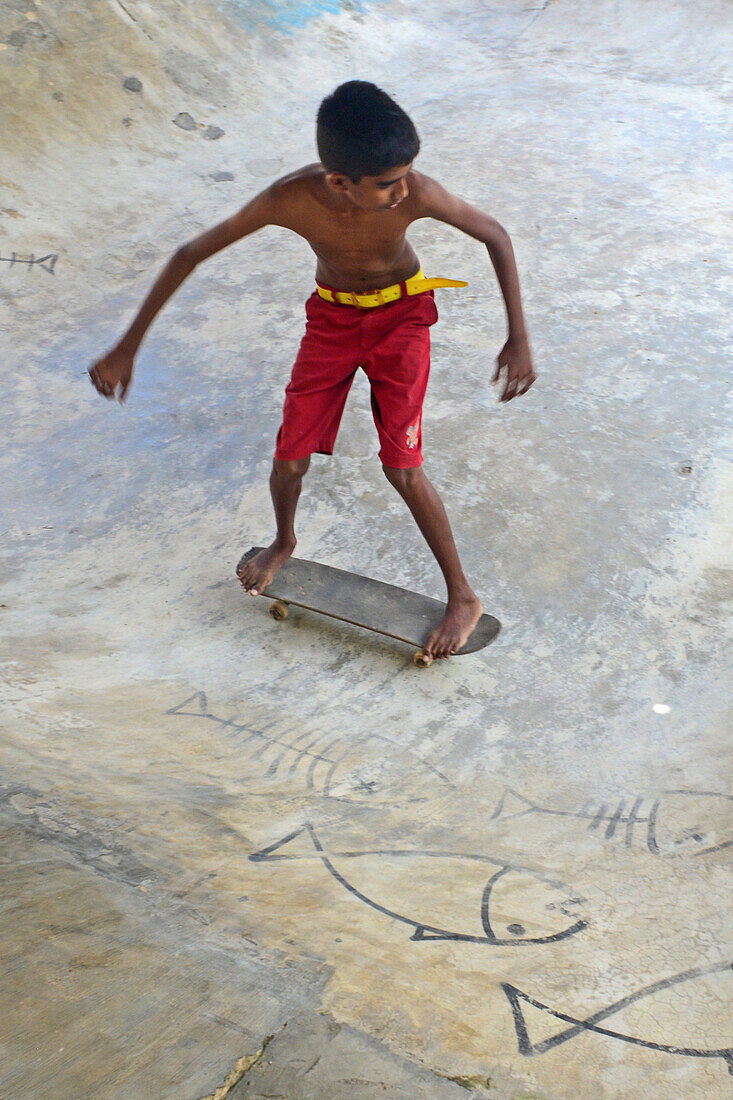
[383,465,482,660]
[237,457,310,595]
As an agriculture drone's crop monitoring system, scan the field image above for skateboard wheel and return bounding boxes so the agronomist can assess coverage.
[270,600,289,621]
[413,650,433,669]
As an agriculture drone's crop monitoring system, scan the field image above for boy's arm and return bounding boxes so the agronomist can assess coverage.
[415,174,535,402]
[89,187,279,401]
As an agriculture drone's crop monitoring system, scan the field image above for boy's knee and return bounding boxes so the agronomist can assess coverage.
[273,456,311,478]
[382,463,424,493]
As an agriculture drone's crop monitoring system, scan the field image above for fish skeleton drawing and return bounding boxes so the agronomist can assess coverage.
[169,694,732,863]
[0,252,58,274]
[167,691,455,795]
[249,823,589,946]
[502,962,733,1076]
[491,786,732,858]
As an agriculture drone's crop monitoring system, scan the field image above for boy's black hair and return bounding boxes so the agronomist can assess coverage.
[316,80,420,181]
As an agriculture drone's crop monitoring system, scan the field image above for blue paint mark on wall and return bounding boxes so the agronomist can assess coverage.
[227,0,377,33]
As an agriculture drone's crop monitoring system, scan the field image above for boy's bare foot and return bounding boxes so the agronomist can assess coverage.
[424,589,483,660]
[237,538,296,596]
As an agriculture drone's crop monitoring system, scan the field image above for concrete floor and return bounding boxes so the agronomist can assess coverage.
[1,1,732,1096]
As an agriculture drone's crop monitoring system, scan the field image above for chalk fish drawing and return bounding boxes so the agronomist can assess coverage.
[0,252,58,274]
[502,962,733,1075]
[491,787,732,857]
[250,823,588,946]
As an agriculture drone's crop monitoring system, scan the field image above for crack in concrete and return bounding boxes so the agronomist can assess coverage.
[437,1069,493,1092]
[198,1033,274,1100]
[511,0,555,45]
[113,0,153,41]
[304,1053,321,1074]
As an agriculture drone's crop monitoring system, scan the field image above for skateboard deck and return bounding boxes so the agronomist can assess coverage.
[237,547,501,667]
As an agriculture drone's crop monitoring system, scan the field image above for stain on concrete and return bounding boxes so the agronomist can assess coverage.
[228,0,380,33]
[0,783,156,887]
[173,110,198,131]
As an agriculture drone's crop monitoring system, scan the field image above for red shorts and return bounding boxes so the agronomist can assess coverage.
[275,289,438,468]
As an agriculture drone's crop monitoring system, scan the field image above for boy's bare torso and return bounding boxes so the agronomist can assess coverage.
[264,163,428,291]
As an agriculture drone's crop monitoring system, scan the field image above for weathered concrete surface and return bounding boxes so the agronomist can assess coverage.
[226,1011,494,1098]
[1,1,732,1097]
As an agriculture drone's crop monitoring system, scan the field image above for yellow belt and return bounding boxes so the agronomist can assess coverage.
[316,267,468,309]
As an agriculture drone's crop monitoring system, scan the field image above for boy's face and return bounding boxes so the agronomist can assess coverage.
[327,163,413,212]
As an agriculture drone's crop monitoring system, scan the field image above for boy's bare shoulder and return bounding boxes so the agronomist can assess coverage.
[406,169,457,216]
[406,171,494,239]
[269,162,324,190]
[266,163,328,219]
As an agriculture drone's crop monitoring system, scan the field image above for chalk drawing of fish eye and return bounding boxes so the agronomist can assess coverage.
[481,868,589,946]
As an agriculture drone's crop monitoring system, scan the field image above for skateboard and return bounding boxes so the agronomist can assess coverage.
[236,547,501,668]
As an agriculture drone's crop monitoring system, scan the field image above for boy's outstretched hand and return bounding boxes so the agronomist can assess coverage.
[88,348,134,402]
[492,335,535,402]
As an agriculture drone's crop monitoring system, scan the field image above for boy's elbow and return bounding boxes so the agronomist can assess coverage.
[174,243,199,270]
[483,218,511,250]
[482,224,517,262]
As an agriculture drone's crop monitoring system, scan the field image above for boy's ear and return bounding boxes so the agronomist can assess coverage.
[325,170,352,193]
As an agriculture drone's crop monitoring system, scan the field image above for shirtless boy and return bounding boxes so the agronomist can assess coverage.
[89,81,535,660]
